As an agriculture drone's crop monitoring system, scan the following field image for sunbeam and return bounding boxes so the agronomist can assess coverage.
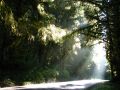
[91,40,107,79]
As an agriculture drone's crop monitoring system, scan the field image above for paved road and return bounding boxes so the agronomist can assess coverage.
[0,79,108,90]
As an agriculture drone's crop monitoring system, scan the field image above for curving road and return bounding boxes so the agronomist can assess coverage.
[0,79,108,90]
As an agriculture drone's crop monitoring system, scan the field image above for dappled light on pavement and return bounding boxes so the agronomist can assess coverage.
[0,79,108,90]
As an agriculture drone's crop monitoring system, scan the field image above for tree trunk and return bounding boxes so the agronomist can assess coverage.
[106,0,120,81]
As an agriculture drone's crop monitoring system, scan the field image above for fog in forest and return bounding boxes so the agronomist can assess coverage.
[60,36,109,80]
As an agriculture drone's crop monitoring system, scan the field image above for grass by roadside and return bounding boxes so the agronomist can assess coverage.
[87,81,120,90]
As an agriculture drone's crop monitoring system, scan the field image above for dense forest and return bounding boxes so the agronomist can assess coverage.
[0,0,120,86]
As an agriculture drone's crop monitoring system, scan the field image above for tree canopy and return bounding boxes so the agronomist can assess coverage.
[0,0,120,86]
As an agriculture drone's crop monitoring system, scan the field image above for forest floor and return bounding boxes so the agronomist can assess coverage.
[0,79,120,90]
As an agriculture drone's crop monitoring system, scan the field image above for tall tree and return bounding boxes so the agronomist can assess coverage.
[77,0,120,81]
[105,0,120,81]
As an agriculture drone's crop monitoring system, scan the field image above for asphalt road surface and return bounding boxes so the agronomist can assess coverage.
[0,79,108,90]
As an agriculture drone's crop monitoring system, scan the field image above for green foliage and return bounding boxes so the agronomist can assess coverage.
[0,1,73,82]
[0,79,14,87]
[1,0,117,86]
[58,69,70,81]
